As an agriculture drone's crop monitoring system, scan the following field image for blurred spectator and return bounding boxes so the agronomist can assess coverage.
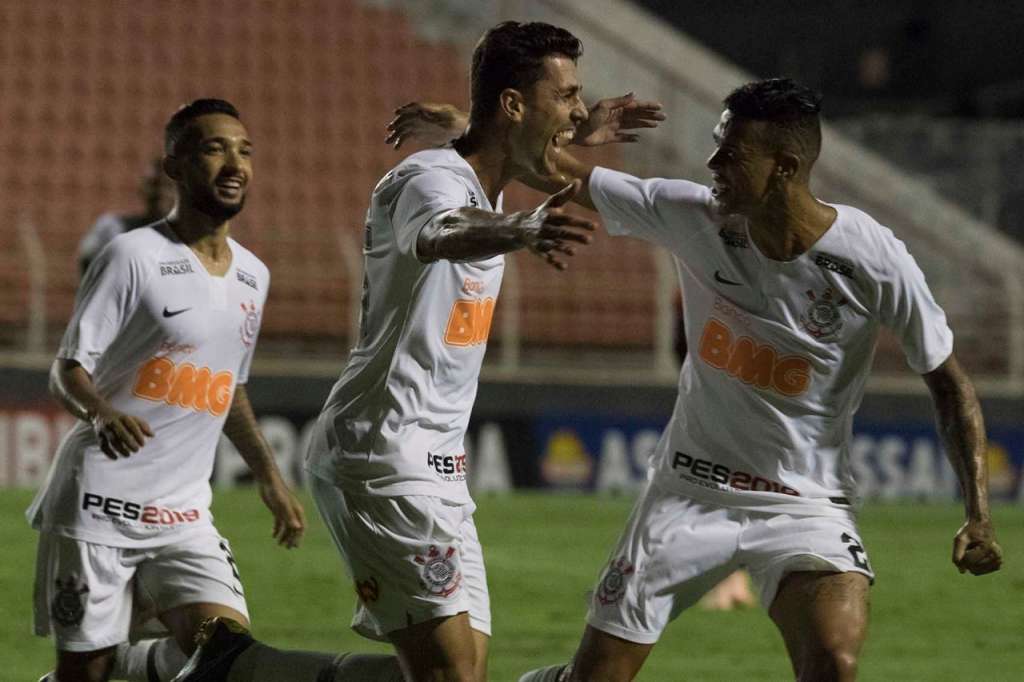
[77,159,175,276]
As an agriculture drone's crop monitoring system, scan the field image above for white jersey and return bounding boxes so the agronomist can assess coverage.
[28,221,269,547]
[590,167,953,516]
[306,148,504,504]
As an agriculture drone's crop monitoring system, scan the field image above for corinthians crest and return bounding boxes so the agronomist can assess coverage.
[52,575,90,627]
[239,300,260,347]
[414,545,462,597]
[596,557,634,605]
[800,287,847,340]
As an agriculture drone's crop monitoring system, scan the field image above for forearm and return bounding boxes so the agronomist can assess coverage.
[523,151,597,211]
[927,361,990,519]
[222,386,284,483]
[49,359,111,422]
[418,207,533,263]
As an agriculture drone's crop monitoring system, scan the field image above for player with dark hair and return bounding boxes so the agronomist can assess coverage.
[30,98,305,682]
[394,77,1002,681]
[78,159,175,277]
[173,20,662,682]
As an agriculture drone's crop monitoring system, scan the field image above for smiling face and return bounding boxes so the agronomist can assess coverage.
[171,113,253,221]
[508,55,588,176]
[705,109,777,217]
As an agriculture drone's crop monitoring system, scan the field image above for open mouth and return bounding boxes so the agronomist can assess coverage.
[215,178,245,198]
[550,128,575,150]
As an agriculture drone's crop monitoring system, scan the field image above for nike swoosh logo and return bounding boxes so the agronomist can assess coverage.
[162,306,192,318]
[714,270,742,286]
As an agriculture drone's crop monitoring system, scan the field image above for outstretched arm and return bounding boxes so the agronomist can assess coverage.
[223,385,306,548]
[921,353,1002,576]
[417,181,595,271]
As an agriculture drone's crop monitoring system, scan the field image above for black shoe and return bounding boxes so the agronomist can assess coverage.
[171,616,255,681]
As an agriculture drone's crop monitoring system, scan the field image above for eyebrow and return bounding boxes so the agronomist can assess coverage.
[201,136,253,147]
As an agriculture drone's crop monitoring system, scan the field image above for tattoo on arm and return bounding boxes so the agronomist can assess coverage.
[416,208,532,263]
[923,355,989,519]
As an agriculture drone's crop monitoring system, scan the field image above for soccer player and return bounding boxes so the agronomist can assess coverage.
[78,159,176,277]
[173,21,662,682]
[28,98,305,682]
[391,78,1003,681]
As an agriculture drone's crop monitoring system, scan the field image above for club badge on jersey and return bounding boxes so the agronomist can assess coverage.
[800,287,848,340]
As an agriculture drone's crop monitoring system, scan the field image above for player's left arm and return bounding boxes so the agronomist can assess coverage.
[922,353,1003,576]
[222,385,306,548]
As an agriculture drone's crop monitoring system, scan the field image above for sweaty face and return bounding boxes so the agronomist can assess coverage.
[705,109,776,216]
[175,114,253,221]
[511,55,588,176]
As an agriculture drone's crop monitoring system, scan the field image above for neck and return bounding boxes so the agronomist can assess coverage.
[456,124,520,206]
[745,186,836,261]
[166,204,231,260]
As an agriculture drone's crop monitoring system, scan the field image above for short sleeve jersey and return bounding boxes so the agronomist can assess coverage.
[306,148,504,504]
[27,221,269,547]
[590,167,953,515]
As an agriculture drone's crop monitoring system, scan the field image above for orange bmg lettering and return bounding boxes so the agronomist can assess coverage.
[133,357,234,416]
[444,298,495,346]
[698,318,811,396]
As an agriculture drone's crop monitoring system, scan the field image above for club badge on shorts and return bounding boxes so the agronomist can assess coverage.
[51,575,90,627]
[800,287,847,340]
[596,557,634,605]
[414,545,462,598]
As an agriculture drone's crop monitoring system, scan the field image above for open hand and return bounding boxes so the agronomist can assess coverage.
[518,181,595,270]
[575,92,665,146]
[91,407,154,459]
[385,102,469,150]
[952,518,1003,576]
[259,478,307,549]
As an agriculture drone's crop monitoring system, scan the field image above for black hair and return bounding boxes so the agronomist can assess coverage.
[724,78,823,163]
[164,98,241,155]
[467,21,582,128]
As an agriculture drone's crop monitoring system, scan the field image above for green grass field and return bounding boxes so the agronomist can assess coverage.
[2,490,1022,681]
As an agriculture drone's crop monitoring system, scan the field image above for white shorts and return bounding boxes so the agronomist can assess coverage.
[34,529,250,652]
[587,480,874,645]
[311,475,491,641]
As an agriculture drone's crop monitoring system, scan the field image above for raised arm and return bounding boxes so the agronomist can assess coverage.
[50,358,154,459]
[223,385,306,548]
[921,353,1002,576]
[416,181,595,271]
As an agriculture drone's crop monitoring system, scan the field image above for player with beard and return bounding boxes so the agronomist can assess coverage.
[173,21,663,682]
[29,98,305,682]
[391,78,1003,681]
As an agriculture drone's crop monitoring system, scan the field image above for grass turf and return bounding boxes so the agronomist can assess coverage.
[2,489,1022,680]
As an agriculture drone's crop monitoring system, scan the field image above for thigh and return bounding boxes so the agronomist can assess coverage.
[768,571,870,678]
[585,483,742,645]
[136,530,251,654]
[312,476,478,643]
[34,532,135,653]
[389,611,480,682]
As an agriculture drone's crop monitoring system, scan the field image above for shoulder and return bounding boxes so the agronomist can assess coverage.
[826,204,916,275]
[102,224,174,265]
[376,149,472,198]
[229,239,270,281]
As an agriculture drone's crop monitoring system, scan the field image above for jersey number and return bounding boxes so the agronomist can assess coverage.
[444,298,495,346]
[841,532,870,571]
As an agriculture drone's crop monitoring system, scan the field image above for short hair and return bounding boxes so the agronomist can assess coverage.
[468,21,582,128]
[724,78,823,163]
[164,98,241,155]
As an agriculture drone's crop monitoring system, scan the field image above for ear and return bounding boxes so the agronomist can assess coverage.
[776,151,800,180]
[162,155,182,182]
[499,88,526,123]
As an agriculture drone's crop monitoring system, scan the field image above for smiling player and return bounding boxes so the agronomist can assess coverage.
[29,98,305,682]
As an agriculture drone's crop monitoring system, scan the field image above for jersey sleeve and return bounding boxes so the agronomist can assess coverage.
[390,170,468,260]
[77,213,126,269]
[589,166,712,253]
[236,265,269,385]
[58,236,147,374]
[877,237,954,374]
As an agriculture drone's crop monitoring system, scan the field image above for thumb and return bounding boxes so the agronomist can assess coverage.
[952,533,969,571]
[544,180,581,209]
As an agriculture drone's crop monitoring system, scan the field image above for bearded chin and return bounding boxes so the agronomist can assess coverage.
[195,189,245,221]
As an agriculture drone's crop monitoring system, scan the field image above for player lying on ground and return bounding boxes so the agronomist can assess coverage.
[391,77,1003,682]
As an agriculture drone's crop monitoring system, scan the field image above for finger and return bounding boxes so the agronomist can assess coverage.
[138,419,155,438]
[543,180,582,209]
[124,419,149,448]
[98,433,117,460]
[111,421,142,452]
[543,214,597,233]
[543,252,568,270]
[615,133,641,143]
[626,100,664,113]
[594,92,636,111]
[394,102,420,114]
[951,533,969,569]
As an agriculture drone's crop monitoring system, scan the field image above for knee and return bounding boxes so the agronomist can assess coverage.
[797,646,859,682]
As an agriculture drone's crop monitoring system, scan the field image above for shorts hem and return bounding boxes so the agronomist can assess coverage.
[584,615,659,645]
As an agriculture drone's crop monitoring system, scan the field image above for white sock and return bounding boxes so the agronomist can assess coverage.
[226,643,402,681]
[111,638,188,681]
[519,663,570,682]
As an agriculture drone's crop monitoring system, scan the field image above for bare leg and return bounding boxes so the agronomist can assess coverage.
[55,647,116,682]
[768,571,870,682]
[564,625,654,682]
[389,611,484,681]
[159,602,251,656]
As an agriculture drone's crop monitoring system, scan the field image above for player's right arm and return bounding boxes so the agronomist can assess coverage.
[49,359,153,459]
